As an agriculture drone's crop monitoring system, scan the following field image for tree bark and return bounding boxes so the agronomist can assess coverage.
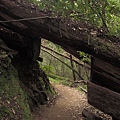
[70,54,76,81]
[0,0,120,67]
[88,82,120,120]
[91,57,120,93]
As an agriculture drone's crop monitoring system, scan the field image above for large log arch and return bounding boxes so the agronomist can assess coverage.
[0,0,120,67]
[0,0,120,119]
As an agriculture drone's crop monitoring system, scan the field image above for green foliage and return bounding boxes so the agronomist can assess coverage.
[78,51,91,63]
[41,65,55,74]
[40,41,74,79]
[49,77,72,87]
[29,0,120,36]
[49,77,87,92]
[38,40,89,92]
[40,40,90,82]
[49,77,60,84]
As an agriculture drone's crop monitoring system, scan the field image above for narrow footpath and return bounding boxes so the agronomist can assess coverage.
[33,82,88,120]
[33,83,112,120]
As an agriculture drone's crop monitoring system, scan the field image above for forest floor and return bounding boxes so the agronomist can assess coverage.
[33,82,112,120]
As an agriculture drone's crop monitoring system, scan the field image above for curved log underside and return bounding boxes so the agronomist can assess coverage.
[0,0,120,67]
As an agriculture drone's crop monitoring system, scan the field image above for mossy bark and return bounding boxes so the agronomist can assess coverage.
[12,53,55,109]
[0,49,55,119]
[0,49,32,120]
[0,0,120,67]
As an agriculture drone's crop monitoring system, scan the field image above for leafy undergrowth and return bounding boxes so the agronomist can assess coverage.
[49,75,87,92]
[0,49,32,120]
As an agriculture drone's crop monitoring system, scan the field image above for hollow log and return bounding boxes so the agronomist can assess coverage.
[0,0,120,66]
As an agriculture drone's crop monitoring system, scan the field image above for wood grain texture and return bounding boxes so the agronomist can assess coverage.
[91,57,120,93]
[0,0,120,67]
[88,82,120,120]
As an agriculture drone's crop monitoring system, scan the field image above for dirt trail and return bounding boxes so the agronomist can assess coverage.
[33,83,88,120]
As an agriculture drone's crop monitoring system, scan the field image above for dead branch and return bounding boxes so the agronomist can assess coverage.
[41,48,84,80]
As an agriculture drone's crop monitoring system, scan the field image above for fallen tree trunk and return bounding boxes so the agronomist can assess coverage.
[91,57,120,93]
[88,82,120,120]
[0,0,120,67]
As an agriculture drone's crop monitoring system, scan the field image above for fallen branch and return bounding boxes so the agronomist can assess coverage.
[69,80,88,84]
[79,86,87,93]
[41,48,84,80]
[41,45,90,69]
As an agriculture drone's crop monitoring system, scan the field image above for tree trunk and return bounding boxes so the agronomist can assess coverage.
[41,48,84,80]
[70,54,76,81]
[0,0,120,67]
